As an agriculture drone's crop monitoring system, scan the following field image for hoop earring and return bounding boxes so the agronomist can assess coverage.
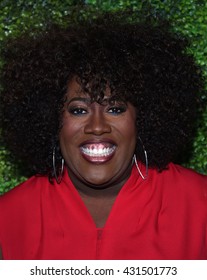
[133,137,148,180]
[52,146,64,184]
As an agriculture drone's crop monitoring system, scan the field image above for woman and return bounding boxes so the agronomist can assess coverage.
[0,14,207,259]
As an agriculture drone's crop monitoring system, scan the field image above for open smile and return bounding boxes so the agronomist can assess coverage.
[80,141,116,163]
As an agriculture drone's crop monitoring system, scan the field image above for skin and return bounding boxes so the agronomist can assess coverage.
[59,78,137,227]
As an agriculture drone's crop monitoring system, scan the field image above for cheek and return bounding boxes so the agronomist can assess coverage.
[122,116,137,152]
[59,126,79,166]
[124,113,137,138]
[127,119,136,135]
[59,117,80,149]
[60,114,82,138]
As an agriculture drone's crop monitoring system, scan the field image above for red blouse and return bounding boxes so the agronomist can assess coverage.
[0,163,207,260]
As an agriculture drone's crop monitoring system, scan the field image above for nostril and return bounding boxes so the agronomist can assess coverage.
[84,116,111,135]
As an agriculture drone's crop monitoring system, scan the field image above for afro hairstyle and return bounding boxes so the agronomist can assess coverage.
[0,13,205,179]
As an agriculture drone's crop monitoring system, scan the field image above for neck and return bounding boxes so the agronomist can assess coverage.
[67,164,133,199]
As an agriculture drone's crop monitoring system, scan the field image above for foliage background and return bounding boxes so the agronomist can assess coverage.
[0,0,207,194]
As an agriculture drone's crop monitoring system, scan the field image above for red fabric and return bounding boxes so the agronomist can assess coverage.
[0,163,207,260]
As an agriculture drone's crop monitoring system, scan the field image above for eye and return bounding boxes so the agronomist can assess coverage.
[107,106,127,115]
[68,107,88,115]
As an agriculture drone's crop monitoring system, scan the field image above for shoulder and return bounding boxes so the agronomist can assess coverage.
[165,163,207,187]
[153,163,207,206]
[0,175,49,209]
[154,162,207,185]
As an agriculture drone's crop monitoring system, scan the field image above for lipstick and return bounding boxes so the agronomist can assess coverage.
[80,140,116,163]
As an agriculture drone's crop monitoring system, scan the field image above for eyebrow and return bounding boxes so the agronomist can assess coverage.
[67,97,91,105]
[66,96,126,106]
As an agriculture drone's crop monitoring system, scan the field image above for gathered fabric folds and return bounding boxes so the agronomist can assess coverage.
[0,163,207,260]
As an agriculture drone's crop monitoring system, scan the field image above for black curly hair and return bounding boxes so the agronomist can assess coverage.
[0,13,205,180]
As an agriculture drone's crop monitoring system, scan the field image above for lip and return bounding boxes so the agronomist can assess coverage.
[79,139,117,164]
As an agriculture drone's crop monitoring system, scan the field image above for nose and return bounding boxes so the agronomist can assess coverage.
[84,106,111,135]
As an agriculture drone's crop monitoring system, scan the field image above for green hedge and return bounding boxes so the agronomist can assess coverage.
[0,0,207,194]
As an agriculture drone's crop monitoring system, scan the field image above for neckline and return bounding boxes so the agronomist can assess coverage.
[61,164,143,230]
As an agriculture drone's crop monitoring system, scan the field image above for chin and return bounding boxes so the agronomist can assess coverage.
[83,176,115,189]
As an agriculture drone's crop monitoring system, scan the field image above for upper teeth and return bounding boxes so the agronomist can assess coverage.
[81,146,116,157]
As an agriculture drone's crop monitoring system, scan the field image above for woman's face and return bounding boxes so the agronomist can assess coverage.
[59,78,137,189]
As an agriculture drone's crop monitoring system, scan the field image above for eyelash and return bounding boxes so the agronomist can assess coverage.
[107,106,126,115]
[68,105,127,116]
[68,107,87,115]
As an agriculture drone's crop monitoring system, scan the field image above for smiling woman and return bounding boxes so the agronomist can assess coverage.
[60,78,136,191]
[0,13,207,260]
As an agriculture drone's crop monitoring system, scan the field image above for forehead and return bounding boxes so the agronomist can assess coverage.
[67,77,111,99]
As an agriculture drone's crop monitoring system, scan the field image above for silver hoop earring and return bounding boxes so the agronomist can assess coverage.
[133,137,148,180]
[52,146,64,184]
